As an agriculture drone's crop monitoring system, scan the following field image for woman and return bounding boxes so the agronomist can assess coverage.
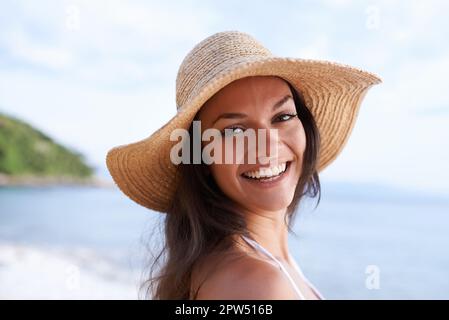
[106,31,381,300]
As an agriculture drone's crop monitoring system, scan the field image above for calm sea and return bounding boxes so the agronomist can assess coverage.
[0,182,448,299]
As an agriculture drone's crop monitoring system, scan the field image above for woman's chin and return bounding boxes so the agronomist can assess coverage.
[244,197,294,213]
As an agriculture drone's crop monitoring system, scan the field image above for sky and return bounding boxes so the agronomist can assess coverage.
[0,0,448,196]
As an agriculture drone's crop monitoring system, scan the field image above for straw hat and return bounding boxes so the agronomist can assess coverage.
[106,30,381,213]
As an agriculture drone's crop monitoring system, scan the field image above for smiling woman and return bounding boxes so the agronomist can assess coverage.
[159,76,323,300]
[105,30,381,300]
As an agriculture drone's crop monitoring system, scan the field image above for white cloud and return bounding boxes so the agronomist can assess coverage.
[1,27,73,70]
[295,35,331,60]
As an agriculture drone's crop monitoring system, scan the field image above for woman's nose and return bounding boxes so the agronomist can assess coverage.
[246,126,280,165]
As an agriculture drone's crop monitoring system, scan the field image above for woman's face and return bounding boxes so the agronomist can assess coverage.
[197,76,306,214]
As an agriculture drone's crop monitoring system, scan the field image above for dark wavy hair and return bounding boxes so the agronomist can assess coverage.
[141,76,321,299]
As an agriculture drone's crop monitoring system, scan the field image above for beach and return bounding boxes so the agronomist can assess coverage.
[0,242,138,299]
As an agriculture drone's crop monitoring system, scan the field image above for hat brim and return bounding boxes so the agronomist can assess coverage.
[106,57,381,212]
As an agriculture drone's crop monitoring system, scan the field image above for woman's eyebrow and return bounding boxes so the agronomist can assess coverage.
[273,94,292,111]
[212,94,293,125]
[212,112,246,125]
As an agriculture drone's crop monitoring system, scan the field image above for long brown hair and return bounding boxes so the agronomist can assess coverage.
[142,77,321,299]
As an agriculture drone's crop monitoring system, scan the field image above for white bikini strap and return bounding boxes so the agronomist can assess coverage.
[241,235,306,300]
[290,256,325,300]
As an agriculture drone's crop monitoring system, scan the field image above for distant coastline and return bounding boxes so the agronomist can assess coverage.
[0,173,114,188]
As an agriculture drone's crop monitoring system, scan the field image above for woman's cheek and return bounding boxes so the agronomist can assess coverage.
[210,163,239,197]
[284,121,306,153]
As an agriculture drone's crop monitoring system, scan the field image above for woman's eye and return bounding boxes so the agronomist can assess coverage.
[275,113,297,122]
[222,126,245,136]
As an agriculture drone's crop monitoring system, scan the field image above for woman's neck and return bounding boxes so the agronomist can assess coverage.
[238,207,291,261]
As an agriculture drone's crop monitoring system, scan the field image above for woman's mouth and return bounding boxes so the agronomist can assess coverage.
[241,161,291,184]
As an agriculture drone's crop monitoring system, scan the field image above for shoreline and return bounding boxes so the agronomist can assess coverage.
[0,173,115,188]
[0,241,139,299]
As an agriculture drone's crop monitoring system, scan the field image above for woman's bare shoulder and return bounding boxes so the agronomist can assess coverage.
[194,253,298,300]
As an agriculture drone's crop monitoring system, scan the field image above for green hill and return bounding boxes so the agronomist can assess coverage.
[0,112,93,180]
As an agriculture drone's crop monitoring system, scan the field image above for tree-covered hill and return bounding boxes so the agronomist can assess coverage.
[0,112,93,180]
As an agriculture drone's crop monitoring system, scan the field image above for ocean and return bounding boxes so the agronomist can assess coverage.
[0,182,448,299]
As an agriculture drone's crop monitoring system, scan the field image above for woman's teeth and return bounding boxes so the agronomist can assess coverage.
[242,163,287,180]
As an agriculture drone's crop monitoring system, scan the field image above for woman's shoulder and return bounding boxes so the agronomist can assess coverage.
[192,250,298,300]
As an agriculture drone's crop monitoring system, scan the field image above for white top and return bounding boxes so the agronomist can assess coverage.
[241,235,324,300]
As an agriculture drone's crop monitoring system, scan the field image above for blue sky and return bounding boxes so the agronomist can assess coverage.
[1,0,448,195]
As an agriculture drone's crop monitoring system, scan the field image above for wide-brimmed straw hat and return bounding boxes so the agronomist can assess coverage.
[106,30,381,213]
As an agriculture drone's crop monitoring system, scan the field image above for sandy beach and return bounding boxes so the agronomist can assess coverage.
[0,242,140,299]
